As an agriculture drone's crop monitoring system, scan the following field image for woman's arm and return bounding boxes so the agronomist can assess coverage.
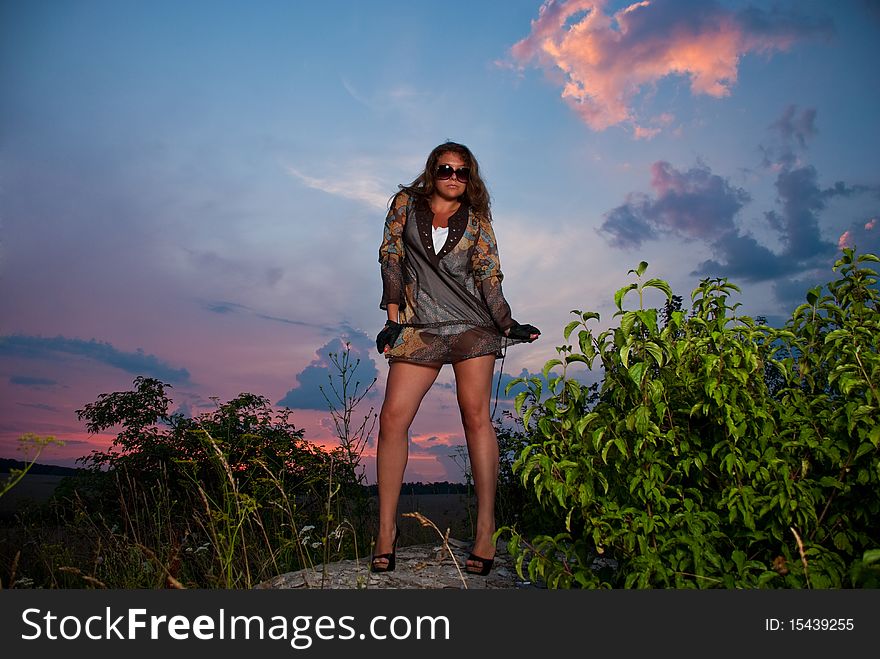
[472,214,517,333]
[379,192,408,312]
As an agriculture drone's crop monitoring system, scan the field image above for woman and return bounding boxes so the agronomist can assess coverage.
[373,141,540,576]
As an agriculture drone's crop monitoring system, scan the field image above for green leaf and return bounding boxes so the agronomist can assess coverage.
[522,406,536,430]
[578,330,596,359]
[642,278,673,300]
[635,309,659,335]
[563,320,580,341]
[620,343,633,369]
[615,283,638,311]
[620,311,637,338]
[628,261,649,277]
[644,342,664,367]
[575,414,595,438]
[629,362,647,387]
[869,424,880,447]
[542,359,563,380]
[537,417,554,440]
[863,549,880,565]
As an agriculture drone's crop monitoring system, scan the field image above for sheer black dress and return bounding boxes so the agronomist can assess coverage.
[378,190,529,363]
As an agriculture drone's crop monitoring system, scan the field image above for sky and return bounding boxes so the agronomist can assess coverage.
[2,0,879,484]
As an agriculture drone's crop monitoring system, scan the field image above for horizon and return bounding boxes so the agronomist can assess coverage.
[0,455,473,489]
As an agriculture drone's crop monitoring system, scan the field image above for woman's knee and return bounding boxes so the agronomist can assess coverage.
[379,402,413,433]
[459,405,492,433]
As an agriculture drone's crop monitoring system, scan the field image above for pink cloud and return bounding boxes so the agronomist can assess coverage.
[866,218,877,231]
[838,230,853,250]
[509,0,828,135]
[633,125,661,140]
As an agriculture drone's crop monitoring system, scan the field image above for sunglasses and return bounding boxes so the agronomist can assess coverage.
[435,164,470,182]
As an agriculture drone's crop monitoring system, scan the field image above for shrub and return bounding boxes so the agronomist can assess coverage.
[502,249,879,588]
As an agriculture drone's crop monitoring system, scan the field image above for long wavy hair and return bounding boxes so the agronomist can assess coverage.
[395,141,492,221]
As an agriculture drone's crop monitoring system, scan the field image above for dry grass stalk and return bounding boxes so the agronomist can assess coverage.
[790,526,811,589]
[58,566,108,589]
[402,511,468,589]
[136,543,187,589]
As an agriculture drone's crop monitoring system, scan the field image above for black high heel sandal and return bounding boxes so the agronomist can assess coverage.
[370,527,400,573]
[465,553,495,576]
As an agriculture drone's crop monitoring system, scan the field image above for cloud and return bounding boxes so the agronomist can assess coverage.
[602,107,878,292]
[205,301,245,315]
[16,402,60,412]
[282,163,390,211]
[863,0,880,24]
[772,105,817,156]
[277,332,379,410]
[9,376,59,388]
[340,77,440,118]
[0,335,191,384]
[494,369,531,402]
[772,272,830,312]
[600,204,658,249]
[769,166,837,261]
[184,249,284,288]
[694,232,788,281]
[837,216,880,255]
[203,299,338,332]
[600,161,750,248]
[507,0,831,135]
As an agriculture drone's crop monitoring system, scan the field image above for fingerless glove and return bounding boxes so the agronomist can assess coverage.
[506,322,541,342]
[376,320,404,354]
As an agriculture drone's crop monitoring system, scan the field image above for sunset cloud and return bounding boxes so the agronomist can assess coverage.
[600,160,749,248]
[10,376,60,388]
[508,0,831,135]
[837,216,880,255]
[601,106,878,305]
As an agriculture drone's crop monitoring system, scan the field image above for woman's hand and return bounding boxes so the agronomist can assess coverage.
[505,323,541,342]
[376,320,404,354]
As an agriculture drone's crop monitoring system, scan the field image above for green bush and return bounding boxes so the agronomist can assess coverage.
[502,248,879,588]
[22,380,365,588]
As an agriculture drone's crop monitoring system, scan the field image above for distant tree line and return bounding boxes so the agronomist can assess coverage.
[0,459,80,477]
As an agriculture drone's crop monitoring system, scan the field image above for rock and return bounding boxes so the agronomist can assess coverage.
[255,537,528,590]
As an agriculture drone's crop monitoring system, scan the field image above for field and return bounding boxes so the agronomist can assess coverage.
[0,472,476,546]
[0,473,67,520]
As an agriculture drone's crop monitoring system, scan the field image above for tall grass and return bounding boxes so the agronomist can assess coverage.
[1,439,369,589]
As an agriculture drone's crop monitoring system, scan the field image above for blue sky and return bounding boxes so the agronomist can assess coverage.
[2,0,879,482]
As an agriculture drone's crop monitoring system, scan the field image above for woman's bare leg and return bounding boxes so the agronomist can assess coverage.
[374,360,442,566]
[451,354,499,569]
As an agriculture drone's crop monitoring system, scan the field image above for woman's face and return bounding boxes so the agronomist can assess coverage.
[433,151,468,201]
